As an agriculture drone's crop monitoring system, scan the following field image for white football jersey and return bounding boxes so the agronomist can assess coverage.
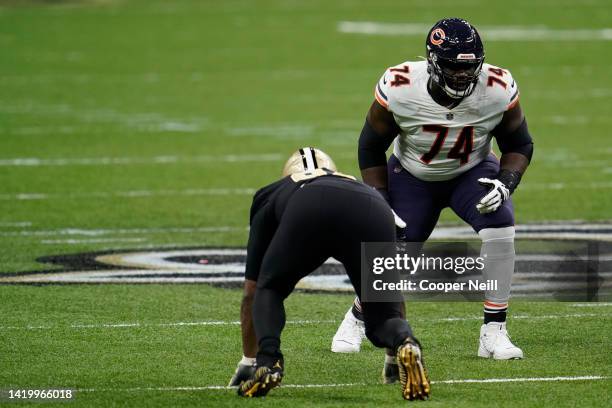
[374,60,520,181]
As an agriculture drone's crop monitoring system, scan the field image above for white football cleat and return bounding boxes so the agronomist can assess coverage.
[478,322,524,360]
[331,307,365,353]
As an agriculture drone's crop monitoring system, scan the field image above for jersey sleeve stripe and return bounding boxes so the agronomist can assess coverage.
[376,83,388,101]
[374,86,389,109]
[509,89,519,103]
[506,88,520,110]
[506,93,520,110]
[375,92,389,109]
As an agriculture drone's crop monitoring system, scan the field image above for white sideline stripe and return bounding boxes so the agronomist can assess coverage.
[75,376,610,392]
[0,226,247,237]
[1,314,607,331]
[337,21,612,41]
[0,188,257,201]
[0,154,283,167]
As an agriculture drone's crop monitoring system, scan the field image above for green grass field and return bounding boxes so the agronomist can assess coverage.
[0,0,611,406]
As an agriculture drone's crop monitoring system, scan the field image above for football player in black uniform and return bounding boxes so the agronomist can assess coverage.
[233,147,430,400]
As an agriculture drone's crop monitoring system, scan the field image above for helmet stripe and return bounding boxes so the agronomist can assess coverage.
[298,148,308,171]
[301,147,316,172]
[310,147,319,168]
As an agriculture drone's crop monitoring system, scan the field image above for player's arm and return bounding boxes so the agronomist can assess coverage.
[241,205,277,355]
[230,197,278,386]
[477,102,534,214]
[358,100,401,200]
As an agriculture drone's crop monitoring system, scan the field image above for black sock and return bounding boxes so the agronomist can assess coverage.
[484,311,507,324]
[351,298,364,321]
[484,301,508,324]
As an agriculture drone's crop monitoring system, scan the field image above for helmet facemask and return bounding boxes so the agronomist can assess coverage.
[425,18,485,100]
[428,49,484,99]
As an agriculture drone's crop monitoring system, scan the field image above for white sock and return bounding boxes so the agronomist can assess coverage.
[385,354,397,364]
[240,356,256,366]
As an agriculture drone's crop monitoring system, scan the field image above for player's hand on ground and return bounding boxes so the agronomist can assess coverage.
[228,362,257,386]
[476,178,510,214]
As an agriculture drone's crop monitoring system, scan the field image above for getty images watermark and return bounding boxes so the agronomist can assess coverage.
[371,252,497,293]
[359,241,605,302]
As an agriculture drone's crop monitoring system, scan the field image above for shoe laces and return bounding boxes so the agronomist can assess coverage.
[487,325,515,348]
[336,318,363,342]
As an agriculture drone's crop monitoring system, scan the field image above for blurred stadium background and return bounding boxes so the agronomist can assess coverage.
[0,1,610,406]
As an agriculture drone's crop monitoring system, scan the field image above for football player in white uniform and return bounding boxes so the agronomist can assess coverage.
[332,18,534,375]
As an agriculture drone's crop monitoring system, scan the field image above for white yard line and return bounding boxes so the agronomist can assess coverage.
[433,375,609,385]
[0,154,283,167]
[0,188,256,201]
[0,221,32,227]
[75,375,610,392]
[520,181,612,190]
[337,21,612,41]
[1,313,607,331]
[570,302,612,307]
[5,182,612,202]
[40,238,147,245]
[1,221,610,238]
[440,313,606,322]
[530,88,612,99]
[0,226,247,238]
[0,320,336,330]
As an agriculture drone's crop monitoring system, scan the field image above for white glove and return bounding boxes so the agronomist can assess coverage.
[392,210,406,228]
[228,360,256,386]
[476,178,510,214]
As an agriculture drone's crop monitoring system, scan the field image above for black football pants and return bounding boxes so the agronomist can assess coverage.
[252,178,413,364]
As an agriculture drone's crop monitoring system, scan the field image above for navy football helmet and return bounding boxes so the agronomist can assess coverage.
[426,18,484,99]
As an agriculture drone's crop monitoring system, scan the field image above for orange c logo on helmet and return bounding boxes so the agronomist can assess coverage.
[430,28,446,46]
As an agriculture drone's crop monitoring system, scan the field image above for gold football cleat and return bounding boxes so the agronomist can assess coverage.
[237,361,283,398]
[396,339,431,400]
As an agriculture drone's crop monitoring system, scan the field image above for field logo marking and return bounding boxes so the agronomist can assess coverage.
[1,222,610,300]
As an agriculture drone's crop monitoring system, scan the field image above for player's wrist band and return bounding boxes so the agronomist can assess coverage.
[498,169,522,194]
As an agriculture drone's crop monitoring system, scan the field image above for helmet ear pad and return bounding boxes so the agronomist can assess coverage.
[426,50,442,86]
